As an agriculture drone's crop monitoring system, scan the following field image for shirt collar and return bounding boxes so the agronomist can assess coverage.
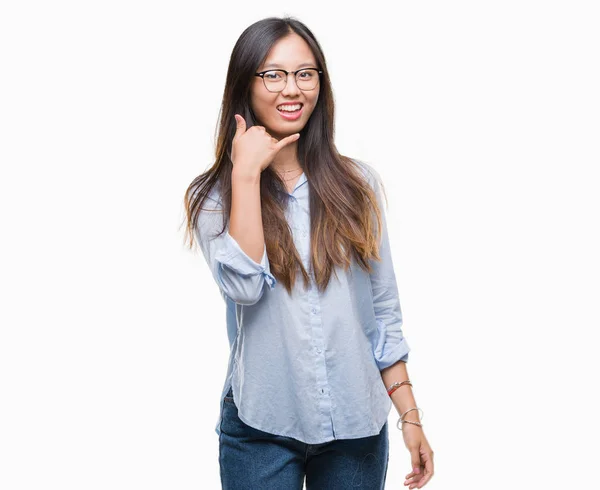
[278,170,308,200]
[294,171,307,192]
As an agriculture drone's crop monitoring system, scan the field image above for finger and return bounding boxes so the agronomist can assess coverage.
[405,469,418,479]
[406,464,424,489]
[415,456,434,488]
[404,467,422,487]
[404,474,420,487]
[415,474,428,488]
[410,460,432,488]
[274,132,300,151]
[413,472,426,489]
[409,469,424,485]
[233,114,246,139]
[410,449,422,478]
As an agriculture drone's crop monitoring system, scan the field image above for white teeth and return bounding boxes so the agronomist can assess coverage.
[277,104,302,112]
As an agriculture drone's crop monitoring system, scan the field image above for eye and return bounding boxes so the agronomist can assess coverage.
[264,71,283,80]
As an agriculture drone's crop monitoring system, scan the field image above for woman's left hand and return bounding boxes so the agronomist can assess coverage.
[402,424,434,488]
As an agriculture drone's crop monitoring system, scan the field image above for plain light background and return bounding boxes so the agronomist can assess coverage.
[1,1,599,489]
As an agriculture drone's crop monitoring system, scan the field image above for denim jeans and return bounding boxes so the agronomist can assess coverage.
[218,385,389,489]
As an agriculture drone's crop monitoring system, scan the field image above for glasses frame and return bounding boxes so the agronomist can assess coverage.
[254,68,323,92]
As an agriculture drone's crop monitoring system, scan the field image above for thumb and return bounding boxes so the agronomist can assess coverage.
[410,449,422,475]
[274,132,300,152]
[233,114,246,139]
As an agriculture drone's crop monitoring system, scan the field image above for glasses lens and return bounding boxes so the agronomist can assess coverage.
[296,69,319,90]
[263,70,287,92]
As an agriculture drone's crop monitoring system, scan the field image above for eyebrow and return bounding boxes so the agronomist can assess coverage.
[262,62,316,69]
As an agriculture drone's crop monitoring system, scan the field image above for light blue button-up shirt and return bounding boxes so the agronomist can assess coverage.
[196,159,410,444]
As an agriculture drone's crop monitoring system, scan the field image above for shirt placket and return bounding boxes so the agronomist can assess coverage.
[291,192,335,439]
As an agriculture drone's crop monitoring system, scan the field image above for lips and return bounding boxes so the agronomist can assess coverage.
[276,105,304,120]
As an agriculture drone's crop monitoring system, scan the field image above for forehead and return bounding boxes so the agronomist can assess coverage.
[261,34,317,69]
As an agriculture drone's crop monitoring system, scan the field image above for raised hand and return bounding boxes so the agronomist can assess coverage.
[231,114,300,174]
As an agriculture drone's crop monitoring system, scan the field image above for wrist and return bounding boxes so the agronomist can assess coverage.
[232,166,261,185]
[390,390,419,419]
[399,410,421,423]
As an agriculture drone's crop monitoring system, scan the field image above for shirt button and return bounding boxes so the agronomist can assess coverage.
[311,308,317,314]
[321,388,325,394]
[316,348,322,354]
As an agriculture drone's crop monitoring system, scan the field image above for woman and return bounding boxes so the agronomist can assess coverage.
[183,16,434,489]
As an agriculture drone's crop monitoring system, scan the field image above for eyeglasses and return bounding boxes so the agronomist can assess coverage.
[254,68,323,93]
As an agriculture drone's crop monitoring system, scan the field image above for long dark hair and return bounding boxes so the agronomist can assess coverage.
[182,16,386,295]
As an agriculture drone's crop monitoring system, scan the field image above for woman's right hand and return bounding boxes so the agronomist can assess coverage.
[231,114,300,174]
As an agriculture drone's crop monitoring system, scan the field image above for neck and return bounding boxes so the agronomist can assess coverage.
[270,139,301,173]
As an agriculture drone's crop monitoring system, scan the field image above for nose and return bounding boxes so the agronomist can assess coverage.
[280,73,301,96]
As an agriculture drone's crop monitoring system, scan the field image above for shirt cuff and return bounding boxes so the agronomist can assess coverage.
[214,231,277,289]
[373,319,410,370]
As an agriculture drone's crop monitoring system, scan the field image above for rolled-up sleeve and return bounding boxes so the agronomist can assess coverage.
[196,194,277,306]
[365,165,410,370]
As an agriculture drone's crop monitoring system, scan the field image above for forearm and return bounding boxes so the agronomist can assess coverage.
[229,167,265,264]
[380,360,421,423]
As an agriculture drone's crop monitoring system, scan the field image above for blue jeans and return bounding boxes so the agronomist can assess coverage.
[218,386,389,489]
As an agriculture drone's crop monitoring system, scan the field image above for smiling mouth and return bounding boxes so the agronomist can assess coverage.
[275,104,304,121]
